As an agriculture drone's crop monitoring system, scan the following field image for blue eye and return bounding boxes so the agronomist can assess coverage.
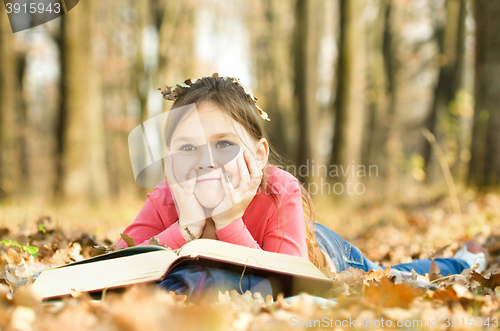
[216,140,233,148]
[180,144,196,151]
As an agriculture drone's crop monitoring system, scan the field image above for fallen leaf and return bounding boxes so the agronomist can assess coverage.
[7,248,22,265]
[429,259,443,282]
[365,277,423,308]
[148,237,160,246]
[469,270,500,290]
[11,285,42,307]
[120,233,136,248]
[334,267,367,287]
[365,267,392,282]
[8,306,35,331]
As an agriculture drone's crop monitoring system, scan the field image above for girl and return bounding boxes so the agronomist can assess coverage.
[116,74,488,281]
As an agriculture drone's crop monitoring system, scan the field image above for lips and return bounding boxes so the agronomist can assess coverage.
[197,178,221,183]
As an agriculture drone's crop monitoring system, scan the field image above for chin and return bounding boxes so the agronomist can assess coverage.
[194,187,224,209]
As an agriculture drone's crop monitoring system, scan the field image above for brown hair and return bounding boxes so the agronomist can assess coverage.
[163,75,326,269]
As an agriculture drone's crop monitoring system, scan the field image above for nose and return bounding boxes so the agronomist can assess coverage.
[196,143,218,171]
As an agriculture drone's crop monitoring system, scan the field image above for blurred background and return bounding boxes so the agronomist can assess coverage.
[0,0,499,251]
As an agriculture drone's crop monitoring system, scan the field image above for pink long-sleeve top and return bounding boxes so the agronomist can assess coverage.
[116,165,307,258]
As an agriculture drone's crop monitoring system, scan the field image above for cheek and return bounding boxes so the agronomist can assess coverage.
[173,160,192,187]
[223,159,241,188]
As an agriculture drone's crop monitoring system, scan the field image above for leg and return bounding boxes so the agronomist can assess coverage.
[391,258,470,275]
[314,222,470,275]
[314,222,383,273]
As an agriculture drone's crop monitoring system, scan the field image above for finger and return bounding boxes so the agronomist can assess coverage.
[184,169,197,195]
[221,171,236,206]
[245,152,262,189]
[165,155,181,196]
[236,155,250,194]
[169,187,181,217]
[165,155,177,185]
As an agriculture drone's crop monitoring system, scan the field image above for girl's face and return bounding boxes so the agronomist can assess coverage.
[168,102,263,209]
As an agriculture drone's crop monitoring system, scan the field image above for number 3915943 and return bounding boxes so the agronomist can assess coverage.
[5,2,61,14]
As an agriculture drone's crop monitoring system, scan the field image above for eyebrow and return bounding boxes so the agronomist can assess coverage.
[172,132,238,144]
[210,132,238,140]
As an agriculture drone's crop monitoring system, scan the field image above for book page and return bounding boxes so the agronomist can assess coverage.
[46,245,176,270]
[33,250,178,299]
[177,239,328,280]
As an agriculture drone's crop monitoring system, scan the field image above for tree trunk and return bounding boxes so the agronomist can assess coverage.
[424,0,466,175]
[294,0,322,184]
[58,0,109,205]
[157,0,196,94]
[329,0,366,187]
[469,0,500,188]
[0,9,23,202]
[247,0,296,162]
[365,0,389,178]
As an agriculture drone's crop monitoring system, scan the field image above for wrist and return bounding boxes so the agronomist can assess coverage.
[178,222,191,241]
[214,221,229,231]
[178,221,198,242]
[213,216,240,231]
[212,215,231,230]
[212,208,242,226]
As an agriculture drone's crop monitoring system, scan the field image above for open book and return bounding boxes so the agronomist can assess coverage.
[33,239,332,301]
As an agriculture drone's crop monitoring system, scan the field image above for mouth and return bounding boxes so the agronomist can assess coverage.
[197,178,221,183]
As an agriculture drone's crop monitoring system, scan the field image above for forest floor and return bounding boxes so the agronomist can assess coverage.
[0,190,499,330]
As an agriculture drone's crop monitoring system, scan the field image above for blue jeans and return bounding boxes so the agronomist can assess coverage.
[314,222,470,276]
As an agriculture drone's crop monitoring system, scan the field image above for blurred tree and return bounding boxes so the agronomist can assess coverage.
[132,0,196,194]
[294,0,323,184]
[0,10,24,202]
[364,0,390,181]
[424,0,466,174]
[469,0,500,188]
[132,0,197,119]
[95,0,142,202]
[374,1,443,199]
[156,0,196,90]
[248,0,296,162]
[134,0,154,123]
[57,0,109,205]
[19,24,61,204]
[329,0,366,187]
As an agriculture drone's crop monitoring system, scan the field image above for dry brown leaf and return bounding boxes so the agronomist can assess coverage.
[334,267,367,287]
[70,288,82,298]
[11,285,42,307]
[429,259,443,282]
[0,258,6,275]
[8,306,36,331]
[451,283,474,300]
[365,277,423,308]
[89,245,114,257]
[364,267,392,282]
[469,270,500,290]
[430,283,474,309]
[67,242,84,262]
[7,248,22,265]
[478,293,500,316]
[120,233,136,248]
[148,237,160,246]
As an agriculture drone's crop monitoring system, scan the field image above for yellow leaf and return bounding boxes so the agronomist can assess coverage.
[120,233,136,247]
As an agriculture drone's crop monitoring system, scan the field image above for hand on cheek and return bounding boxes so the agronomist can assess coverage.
[211,151,263,230]
[165,155,207,241]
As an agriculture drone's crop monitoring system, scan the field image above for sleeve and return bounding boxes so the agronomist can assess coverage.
[115,193,187,250]
[215,218,260,249]
[215,180,307,258]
